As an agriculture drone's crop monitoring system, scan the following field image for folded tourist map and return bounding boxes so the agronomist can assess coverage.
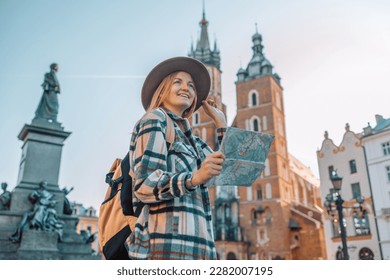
[208,127,274,187]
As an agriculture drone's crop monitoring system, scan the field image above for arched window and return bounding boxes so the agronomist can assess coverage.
[253,118,259,131]
[227,252,237,260]
[252,93,257,106]
[359,247,374,260]
[257,188,263,200]
[250,116,261,132]
[248,90,259,107]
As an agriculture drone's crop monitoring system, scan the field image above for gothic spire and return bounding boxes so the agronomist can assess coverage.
[197,4,210,51]
[188,1,221,70]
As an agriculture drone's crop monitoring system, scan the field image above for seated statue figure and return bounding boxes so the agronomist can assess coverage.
[9,181,64,243]
[0,182,11,210]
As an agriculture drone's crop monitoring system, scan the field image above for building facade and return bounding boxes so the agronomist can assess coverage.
[362,114,390,259]
[72,203,100,256]
[317,125,381,259]
[189,11,326,259]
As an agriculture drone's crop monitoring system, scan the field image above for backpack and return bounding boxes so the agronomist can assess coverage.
[98,109,175,260]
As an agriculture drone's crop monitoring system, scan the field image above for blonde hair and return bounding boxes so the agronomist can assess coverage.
[147,71,197,118]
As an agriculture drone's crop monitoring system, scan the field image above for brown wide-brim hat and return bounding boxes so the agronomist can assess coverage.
[141,56,211,111]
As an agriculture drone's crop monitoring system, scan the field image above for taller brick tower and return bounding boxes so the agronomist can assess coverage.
[188,8,226,206]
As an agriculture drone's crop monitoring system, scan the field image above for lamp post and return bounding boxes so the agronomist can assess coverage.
[324,170,349,260]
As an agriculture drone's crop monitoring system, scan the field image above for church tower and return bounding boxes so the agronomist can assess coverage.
[216,26,326,260]
[187,10,326,259]
[188,6,226,210]
[233,25,292,260]
[188,6,226,151]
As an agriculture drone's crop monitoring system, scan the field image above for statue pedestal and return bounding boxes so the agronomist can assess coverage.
[10,122,71,214]
[17,230,60,259]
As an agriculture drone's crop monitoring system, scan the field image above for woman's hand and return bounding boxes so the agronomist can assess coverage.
[191,151,225,186]
[202,99,227,129]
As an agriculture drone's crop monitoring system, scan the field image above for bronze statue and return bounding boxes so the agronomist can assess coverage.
[62,186,74,215]
[0,182,11,210]
[9,181,64,243]
[34,63,61,122]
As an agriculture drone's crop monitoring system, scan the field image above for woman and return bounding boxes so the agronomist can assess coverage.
[127,56,227,260]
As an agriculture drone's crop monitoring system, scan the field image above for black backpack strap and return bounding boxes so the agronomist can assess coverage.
[105,170,123,199]
[120,153,134,216]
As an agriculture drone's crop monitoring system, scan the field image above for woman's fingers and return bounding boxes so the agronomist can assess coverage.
[208,151,225,159]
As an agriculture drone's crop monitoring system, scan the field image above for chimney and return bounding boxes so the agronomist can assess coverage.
[363,122,372,136]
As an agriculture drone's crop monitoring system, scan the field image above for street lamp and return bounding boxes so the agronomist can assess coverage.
[324,170,366,260]
[324,170,349,260]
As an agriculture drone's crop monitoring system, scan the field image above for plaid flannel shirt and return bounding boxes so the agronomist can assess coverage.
[126,108,225,260]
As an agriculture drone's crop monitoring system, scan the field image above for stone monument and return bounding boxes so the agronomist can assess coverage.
[0,64,100,259]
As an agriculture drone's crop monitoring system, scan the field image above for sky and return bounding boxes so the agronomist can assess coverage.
[1,0,390,212]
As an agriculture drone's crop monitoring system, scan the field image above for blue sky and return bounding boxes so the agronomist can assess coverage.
[1,0,390,210]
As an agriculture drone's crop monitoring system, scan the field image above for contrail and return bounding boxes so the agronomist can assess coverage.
[0,74,146,79]
[62,75,146,79]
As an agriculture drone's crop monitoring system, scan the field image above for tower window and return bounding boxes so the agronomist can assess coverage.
[252,93,257,106]
[193,112,200,126]
[349,160,357,174]
[257,188,263,200]
[248,90,259,107]
[253,119,259,131]
[250,116,261,132]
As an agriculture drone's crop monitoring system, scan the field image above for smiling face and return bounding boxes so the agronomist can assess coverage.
[161,71,196,116]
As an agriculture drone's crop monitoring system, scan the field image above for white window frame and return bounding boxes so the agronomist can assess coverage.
[248,90,259,107]
[249,116,261,132]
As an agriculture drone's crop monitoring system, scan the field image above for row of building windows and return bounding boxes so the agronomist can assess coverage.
[328,160,357,179]
[329,161,390,188]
